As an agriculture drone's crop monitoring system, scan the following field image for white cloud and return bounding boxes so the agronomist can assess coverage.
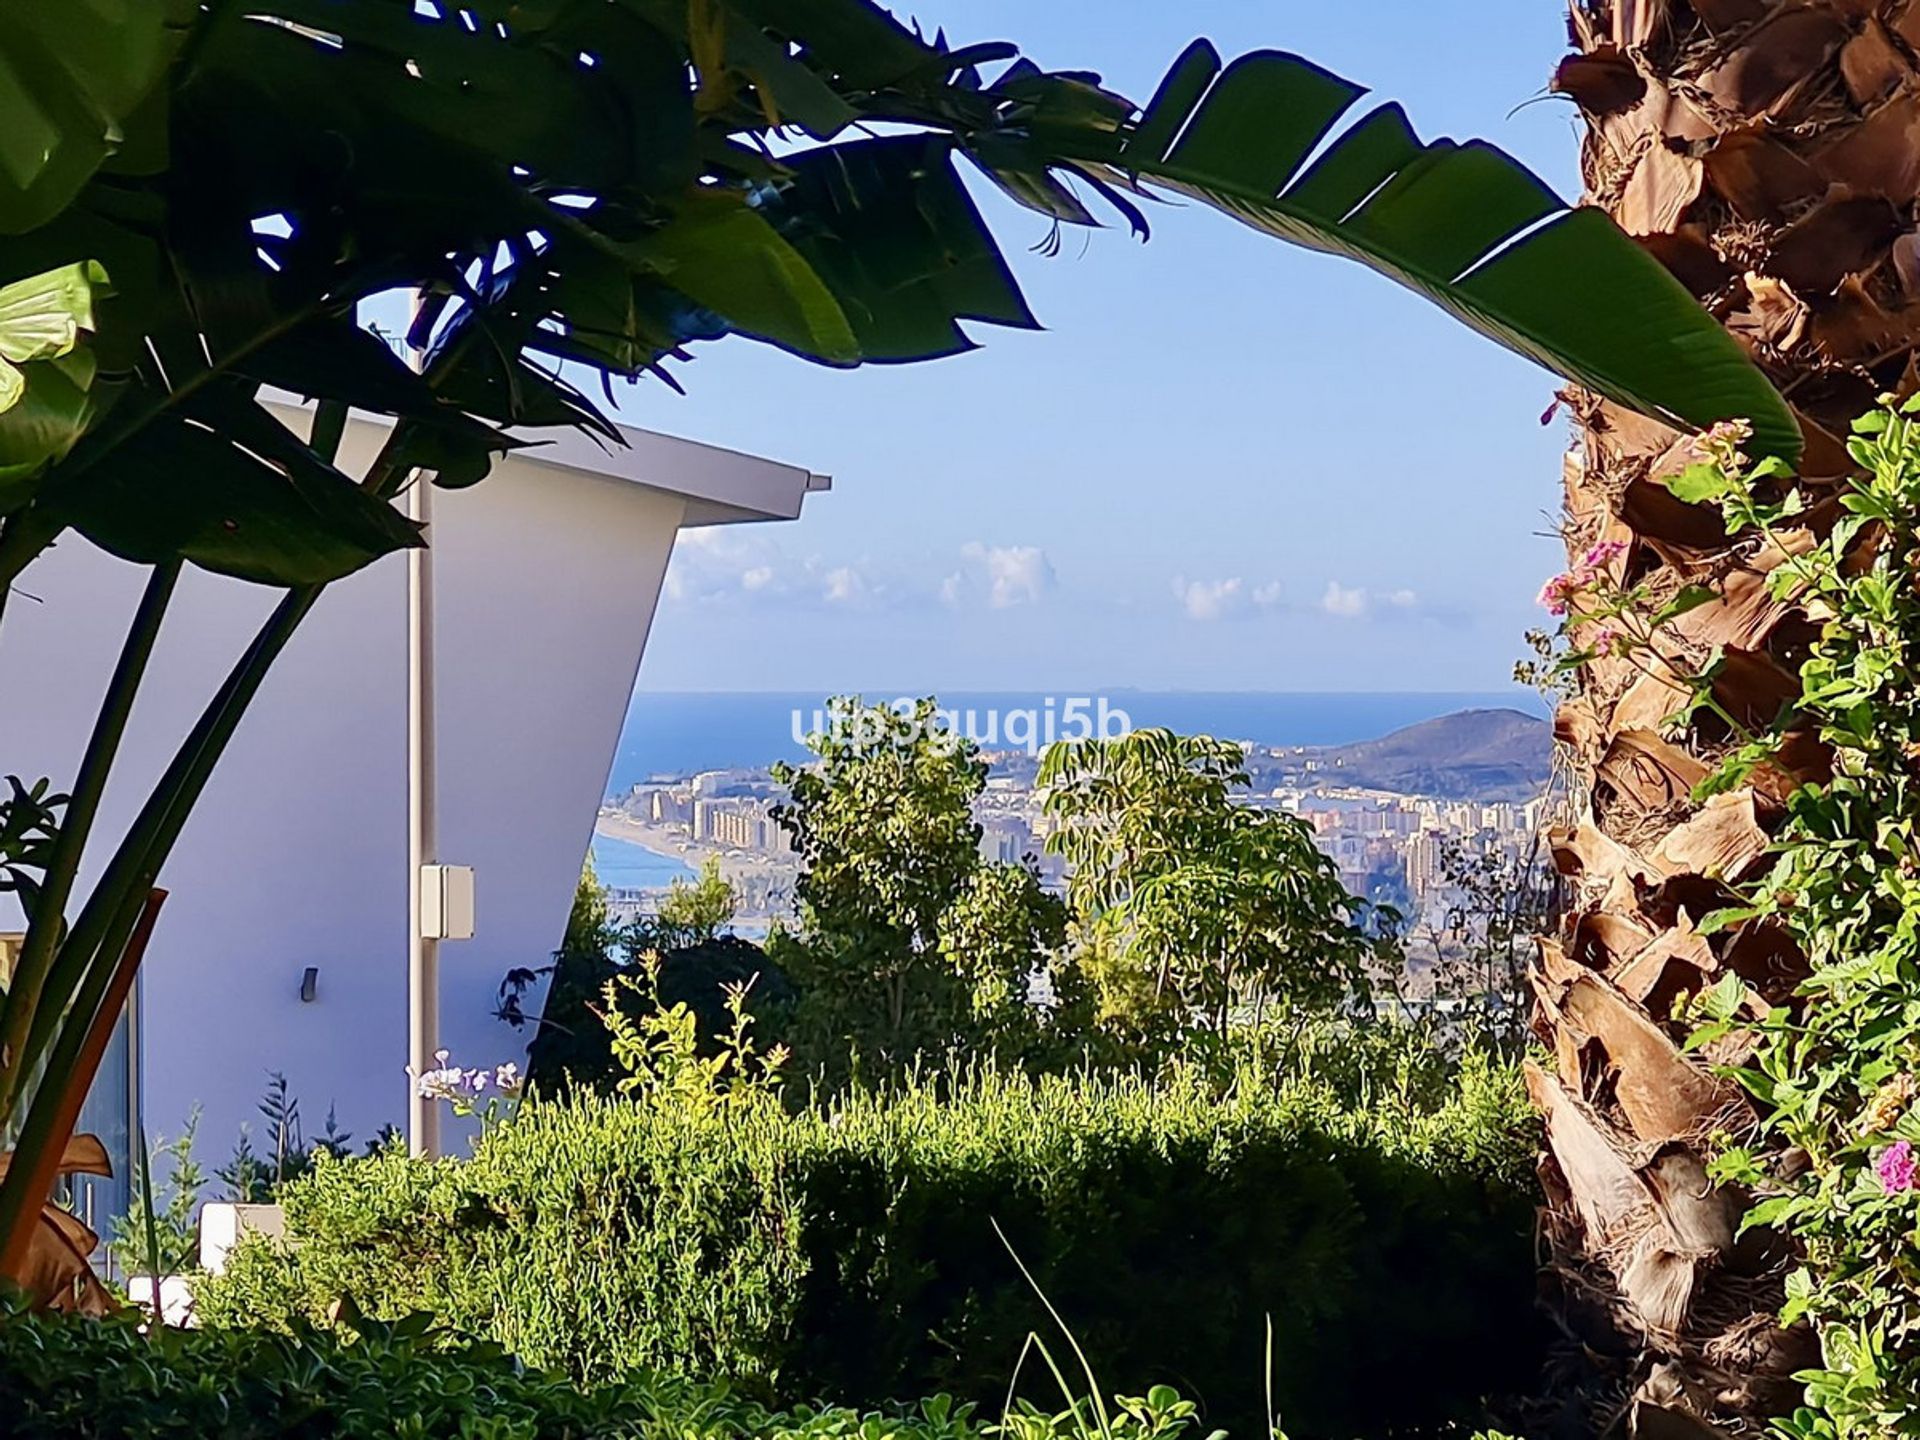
[1172,576,1286,622]
[664,532,889,609]
[1318,582,1419,619]
[667,534,1065,615]
[663,529,788,606]
[1320,581,1369,618]
[822,565,867,605]
[1173,576,1245,622]
[944,542,1056,609]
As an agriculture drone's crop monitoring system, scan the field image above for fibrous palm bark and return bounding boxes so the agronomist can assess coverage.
[1539,1,1918,1433]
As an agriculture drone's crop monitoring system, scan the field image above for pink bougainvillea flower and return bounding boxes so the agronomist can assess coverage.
[1877,1140,1917,1194]
[1537,574,1577,616]
[1592,628,1620,657]
[1581,540,1627,571]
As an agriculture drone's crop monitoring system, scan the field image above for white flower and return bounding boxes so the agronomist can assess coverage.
[494,1062,523,1097]
[414,1066,467,1103]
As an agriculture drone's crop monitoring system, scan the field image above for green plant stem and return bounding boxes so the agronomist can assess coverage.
[15,584,320,1098]
[1699,693,1759,749]
[136,1120,163,1323]
[0,412,422,1267]
[0,586,319,1266]
[0,562,181,1118]
[8,403,402,1097]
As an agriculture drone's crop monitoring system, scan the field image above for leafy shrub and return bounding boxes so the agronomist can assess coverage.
[509,859,792,1095]
[196,1033,1542,1439]
[107,1112,204,1283]
[0,1300,1087,1440]
[1685,404,1920,1438]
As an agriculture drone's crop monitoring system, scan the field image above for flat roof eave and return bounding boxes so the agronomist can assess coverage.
[263,396,830,527]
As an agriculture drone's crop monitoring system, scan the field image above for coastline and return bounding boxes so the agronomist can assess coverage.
[593,811,794,918]
[594,811,695,863]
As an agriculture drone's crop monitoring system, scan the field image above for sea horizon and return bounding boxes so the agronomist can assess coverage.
[607,687,1546,792]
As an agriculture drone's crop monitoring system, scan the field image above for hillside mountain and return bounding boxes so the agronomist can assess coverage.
[1254,708,1551,802]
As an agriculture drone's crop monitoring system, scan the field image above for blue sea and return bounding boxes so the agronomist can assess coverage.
[605,689,1545,791]
[590,832,696,887]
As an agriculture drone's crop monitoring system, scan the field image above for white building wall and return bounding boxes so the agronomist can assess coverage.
[0,430,699,1154]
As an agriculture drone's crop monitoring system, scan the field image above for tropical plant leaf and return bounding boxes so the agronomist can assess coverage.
[236,315,514,459]
[1031,42,1799,463]
[0,1134,113,1316]
[0,261,107,414]
[764,136,1038,361]
[0,1,173,235]
[724,0,935,90]
[45,406,423,585]
[624,190,859,362]
[0,261,112,512]
[0,352,103,516]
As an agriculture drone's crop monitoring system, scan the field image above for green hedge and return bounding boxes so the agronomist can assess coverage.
[196,1045,1543,1439]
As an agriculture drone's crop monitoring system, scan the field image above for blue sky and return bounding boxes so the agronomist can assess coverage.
[626,0,1579,694]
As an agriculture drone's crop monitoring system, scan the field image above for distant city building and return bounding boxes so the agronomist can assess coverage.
[979,816,1036,864]
[648,788,691,826]
[1404,829,1445,896]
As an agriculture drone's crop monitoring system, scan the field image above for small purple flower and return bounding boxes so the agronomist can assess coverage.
[494,1062,524,1097]
[1876,1140,1916,1194]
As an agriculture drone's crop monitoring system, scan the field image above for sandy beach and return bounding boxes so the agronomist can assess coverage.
[594,810,796,920]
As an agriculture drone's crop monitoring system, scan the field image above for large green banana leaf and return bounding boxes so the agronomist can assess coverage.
[1012,41,1799,463]
[0,1,174,235]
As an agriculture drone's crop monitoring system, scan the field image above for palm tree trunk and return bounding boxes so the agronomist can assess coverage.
[1539,1,1913,1431]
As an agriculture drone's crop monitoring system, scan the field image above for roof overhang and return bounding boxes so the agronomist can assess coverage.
[520,420,831,527]
[264,396,830,528]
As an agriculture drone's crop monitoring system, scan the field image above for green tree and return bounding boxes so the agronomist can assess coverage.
[1040,730,1372,1036]
[107,1112,204,1286]
[562,855,615,961]
[773,698,1067,1079]
[642,857,737,950]
[934,858,1086,1060]
[0,0,1790,1286]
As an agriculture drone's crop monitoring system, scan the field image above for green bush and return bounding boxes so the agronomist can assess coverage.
[196,1036,1543,1439]
[0,1300,1126,1440]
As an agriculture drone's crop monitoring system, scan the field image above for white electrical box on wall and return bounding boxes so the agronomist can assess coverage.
[419,865,476,941]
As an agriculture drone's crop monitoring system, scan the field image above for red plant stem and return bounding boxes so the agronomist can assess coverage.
[0,890,167,1288]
